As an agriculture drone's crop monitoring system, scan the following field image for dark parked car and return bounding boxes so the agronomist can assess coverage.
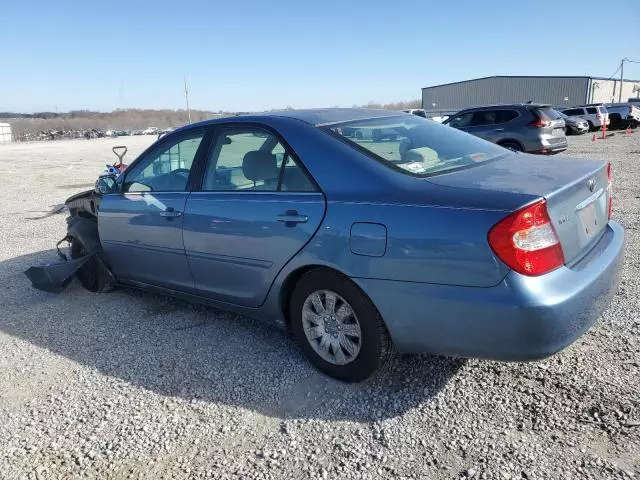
[444,104,568,154]
[41,109,623,382]
[558,112,589,135]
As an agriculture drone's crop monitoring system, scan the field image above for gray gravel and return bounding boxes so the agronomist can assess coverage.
[0,133,638,479]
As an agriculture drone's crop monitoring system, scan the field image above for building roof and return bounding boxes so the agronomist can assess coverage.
[422,75,640,90]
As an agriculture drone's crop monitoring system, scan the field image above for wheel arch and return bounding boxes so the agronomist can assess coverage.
[497,139,524,151]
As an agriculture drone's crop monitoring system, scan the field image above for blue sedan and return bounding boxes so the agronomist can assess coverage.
[58,109,624,382]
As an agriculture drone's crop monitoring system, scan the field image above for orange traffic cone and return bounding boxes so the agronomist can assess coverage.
[592,134,596,141]
[626,128,633,135]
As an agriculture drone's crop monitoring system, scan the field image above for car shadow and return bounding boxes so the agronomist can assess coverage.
[1,250,464,422]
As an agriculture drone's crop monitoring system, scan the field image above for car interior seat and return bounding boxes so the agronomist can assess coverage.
[242,150,279,190]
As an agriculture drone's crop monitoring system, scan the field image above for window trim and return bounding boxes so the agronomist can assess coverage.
[196,123,321,194]
[118,126,211,194]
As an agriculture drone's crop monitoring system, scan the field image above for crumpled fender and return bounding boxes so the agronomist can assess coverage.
[25,256,93,293]
[66,215,102,253]
[25,215,115,293]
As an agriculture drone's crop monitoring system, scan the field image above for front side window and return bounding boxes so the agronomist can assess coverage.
[202,128,316,192]
[325,114,507,177]
[446,112,473,128]
[123,131,204,192]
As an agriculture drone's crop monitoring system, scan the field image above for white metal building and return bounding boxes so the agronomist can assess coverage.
[0,123,12,143]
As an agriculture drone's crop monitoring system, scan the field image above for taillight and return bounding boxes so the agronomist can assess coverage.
[529,118,550,128]
[488,200,565,276]
[596,113,602,120]
[607,162,613,219]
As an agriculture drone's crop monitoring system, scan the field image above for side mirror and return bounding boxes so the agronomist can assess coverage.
[95,175,120,194]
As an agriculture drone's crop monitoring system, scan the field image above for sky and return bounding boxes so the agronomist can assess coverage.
[1,0,637,113]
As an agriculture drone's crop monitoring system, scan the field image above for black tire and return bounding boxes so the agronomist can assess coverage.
[289,269,393,382]
[609,115,622,130]
[630,119,639,130]
[587,121,594,131]
[70,237,106,292]
[498,140,523,152]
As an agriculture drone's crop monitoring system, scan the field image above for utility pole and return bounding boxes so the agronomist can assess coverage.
[619,58,627,103]
[184,77,191,124]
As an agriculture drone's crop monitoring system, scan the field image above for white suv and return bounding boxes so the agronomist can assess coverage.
[561,105,609,131]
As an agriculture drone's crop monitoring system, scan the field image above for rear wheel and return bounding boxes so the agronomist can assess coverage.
[498,140,523,152]
[290,269,393,382]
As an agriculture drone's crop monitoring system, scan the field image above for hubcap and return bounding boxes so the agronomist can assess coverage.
[301,290,362,365]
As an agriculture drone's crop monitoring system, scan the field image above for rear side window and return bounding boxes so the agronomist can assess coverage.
[586,107,598,114]
[535,108,562,121]
[202,128,316,192]
[496,110,519,123]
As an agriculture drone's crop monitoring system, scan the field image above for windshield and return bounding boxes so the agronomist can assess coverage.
[323,114,508,176]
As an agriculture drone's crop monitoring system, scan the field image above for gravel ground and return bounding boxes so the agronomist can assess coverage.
[0,133,638,480]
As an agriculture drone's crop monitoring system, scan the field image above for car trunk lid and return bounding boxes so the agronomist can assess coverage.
[532,106,566,138]
[427,153,610,264]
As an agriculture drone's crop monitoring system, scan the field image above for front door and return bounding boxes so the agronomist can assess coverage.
[182,126,326,307]
[99,128,208,290]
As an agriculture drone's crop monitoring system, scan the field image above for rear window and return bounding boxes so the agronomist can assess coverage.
[535,108,562,120]
[323,115,508,177]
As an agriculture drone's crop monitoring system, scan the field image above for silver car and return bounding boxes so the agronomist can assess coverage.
[444,104,568,154]
[559,111,589,135]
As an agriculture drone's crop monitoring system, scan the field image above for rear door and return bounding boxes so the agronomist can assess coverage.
[585,107,600,126]
[99,128,208,290]
[183,125,326,307]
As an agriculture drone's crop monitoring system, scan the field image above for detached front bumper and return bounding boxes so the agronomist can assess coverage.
[354,221,625,360]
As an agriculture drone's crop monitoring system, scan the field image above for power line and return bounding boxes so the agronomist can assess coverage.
[606,65,621,80]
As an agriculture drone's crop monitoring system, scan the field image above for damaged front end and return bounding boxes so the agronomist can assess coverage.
[25,151,126,293]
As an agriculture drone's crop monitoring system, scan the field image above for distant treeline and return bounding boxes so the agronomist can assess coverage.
[4,109,224,140]
[4,101,422,140]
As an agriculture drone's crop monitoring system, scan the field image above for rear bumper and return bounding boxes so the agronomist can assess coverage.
[354,221,624,360]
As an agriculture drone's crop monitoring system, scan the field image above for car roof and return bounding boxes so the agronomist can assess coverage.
[180,108,408,132]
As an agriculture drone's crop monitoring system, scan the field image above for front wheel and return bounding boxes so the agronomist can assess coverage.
[290,269,393,382]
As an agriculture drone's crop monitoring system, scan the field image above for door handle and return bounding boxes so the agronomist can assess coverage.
[160,207,182,218]
[277,210,308,225]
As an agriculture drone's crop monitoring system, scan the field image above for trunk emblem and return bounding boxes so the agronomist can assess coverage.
[587,178,596,192]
